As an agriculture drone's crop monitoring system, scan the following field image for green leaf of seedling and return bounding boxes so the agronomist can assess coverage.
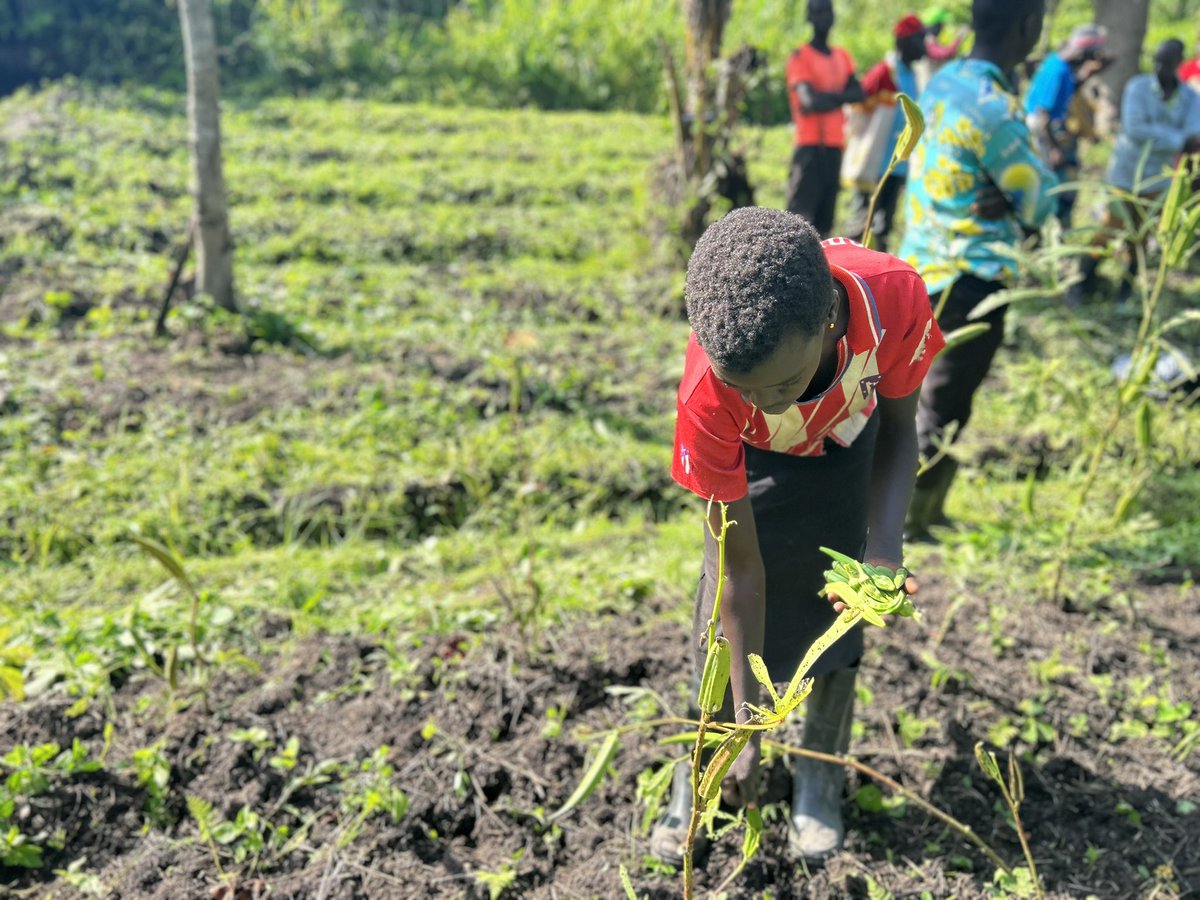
[893,93,925,163]
[548,730,619,822]
[658,730,725,748]
[974,742,1003,787]
[129,534,198,599]
[741,805,763,862]
[1157,156,1191,245]
[941,322,991,353]
[0,666,25,701]
[619,863,638,900]
[818,546,856,565]
[1007,752,1025,805]
[747,653,780,707]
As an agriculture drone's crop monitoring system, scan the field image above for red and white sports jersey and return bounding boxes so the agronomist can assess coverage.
[672,238,945,502]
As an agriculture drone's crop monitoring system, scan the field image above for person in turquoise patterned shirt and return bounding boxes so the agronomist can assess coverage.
[898,0,1057,539]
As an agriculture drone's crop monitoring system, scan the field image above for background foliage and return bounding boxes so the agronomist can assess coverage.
[4,0,1200,119]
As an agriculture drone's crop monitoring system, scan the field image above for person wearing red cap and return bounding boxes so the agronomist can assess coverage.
[785,0,865,237]
[843,14,929,252]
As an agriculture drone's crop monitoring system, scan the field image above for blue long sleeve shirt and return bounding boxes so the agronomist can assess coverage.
[1107,75,1200,194]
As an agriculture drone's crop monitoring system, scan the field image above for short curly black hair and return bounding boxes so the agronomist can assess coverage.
[685,207,833,375]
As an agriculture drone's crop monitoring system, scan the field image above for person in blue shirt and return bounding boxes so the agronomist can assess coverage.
[898,0,1058,540]
[1068,39,1200,306]
[843,14,929,252]
[1024,24,1111,224]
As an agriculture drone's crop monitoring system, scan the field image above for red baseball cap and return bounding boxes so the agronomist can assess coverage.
[894,14,925,38]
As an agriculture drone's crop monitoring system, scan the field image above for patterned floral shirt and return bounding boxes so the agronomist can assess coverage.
[899,58,1058,295]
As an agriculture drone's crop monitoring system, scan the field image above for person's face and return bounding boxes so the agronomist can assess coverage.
[1154,44,1183,87]
[808,0,834,34]
[711,326,831,416]
[898,32,927,63]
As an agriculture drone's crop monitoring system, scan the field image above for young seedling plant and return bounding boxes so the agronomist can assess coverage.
[555,500,1030,897]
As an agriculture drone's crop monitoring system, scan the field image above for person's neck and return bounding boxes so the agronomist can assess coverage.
[1159,75,1179,97]
[969,41,1017,81]
[810,31,832,53]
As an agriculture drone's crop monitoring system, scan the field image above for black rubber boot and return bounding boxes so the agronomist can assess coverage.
[1066,255,1102,308]
[789,668,856,864]
[905,459,958,542]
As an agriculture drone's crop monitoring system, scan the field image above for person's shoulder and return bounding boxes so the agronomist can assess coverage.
[1125,72,1154,93]
[787,45,812,76]
[826,239,922,283]
[678,334,721,407]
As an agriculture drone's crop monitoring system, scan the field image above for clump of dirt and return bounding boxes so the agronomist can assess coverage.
[2,574,1198,898]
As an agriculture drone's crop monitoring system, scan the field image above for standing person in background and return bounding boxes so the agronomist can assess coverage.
[1069,39,1200,306]
[923,6,969,69]
[898,0,1058,540]
[843,14,928,252]
[786,0,864,237]
[1024,24,1111,224]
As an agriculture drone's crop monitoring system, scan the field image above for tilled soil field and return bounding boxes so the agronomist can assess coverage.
[3,570,1198,899]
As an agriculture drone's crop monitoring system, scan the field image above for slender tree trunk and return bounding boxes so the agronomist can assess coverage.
[179,0,235,311]
[681,0,732,179]
[1093,0,1150,114]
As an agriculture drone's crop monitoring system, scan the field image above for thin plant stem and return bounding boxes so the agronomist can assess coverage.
[683,500,732,899]
[1006,793,1043,898]
[766,737,1013,876]
[858,159,898,250]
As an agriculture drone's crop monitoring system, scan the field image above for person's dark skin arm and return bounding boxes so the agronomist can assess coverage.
[863,389,920,570]
[972,178,1013,219]
[797,74,866,113]
[829,390,921,611]
[703,493,765,806]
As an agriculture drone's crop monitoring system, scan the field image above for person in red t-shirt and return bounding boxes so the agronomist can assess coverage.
[785,0,865,237]
[649,207,944,867]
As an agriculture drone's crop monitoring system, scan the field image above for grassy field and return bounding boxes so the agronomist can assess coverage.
[1,83,1199,898]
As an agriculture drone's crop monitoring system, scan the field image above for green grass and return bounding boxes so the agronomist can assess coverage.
[2,82,1199,713]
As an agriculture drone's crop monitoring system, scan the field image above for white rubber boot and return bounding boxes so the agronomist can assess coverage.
[648,756,709,867]
[789,668,856,864]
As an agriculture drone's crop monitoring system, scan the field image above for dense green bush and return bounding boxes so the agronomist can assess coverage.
[2,0,1196,119]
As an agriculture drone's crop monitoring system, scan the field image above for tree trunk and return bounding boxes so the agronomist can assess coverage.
[178,0,235,311]
[1093,0,1150,114]
[681,0,732,179]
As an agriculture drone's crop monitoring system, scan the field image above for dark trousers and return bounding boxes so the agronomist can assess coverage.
[845,174,906,252]
[690,415,880,711]
[786,144,843,238]
[915,275,1007,490]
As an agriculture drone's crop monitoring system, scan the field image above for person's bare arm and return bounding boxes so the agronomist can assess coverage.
[796,74,865,112]
[863,389,920,570]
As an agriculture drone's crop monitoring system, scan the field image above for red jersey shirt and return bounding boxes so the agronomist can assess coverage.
[1181,58,1200,89]
[672,238,945,503]
[787,44,856,148]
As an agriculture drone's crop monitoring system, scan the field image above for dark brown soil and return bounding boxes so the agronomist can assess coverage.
[2,569,1198,899]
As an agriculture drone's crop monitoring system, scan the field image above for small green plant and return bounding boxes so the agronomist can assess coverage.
[338,746,410,845]
[474,859,519,900]
[0,824,43,868]
[0,740,103,869]
[130,742,172,825]
[975,743,1043,899]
